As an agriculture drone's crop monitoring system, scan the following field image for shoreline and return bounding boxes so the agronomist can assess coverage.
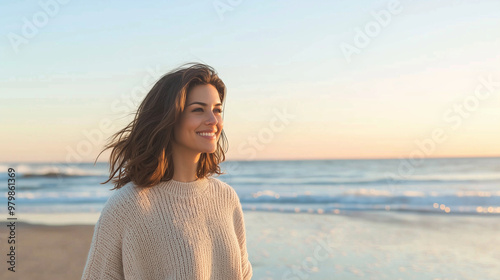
[3,208,498,227]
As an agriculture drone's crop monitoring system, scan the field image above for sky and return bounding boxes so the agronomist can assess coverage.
[1,0,499,163]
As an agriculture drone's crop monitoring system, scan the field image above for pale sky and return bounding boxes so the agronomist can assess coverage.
[1,0,499,163]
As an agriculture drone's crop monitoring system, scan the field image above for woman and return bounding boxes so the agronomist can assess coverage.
[81,63,253,279]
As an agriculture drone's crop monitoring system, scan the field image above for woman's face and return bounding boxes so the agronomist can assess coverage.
[173,84,224,154]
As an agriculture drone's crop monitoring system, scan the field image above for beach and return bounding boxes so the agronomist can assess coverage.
[246,211,500,280]
[0,220,95,279]
[3,158,500,279]
[1,210,499,280]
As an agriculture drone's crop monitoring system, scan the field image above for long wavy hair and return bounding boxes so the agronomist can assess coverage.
[95,62,228,190]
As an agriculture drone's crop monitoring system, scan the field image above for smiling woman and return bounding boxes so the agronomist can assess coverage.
[98,62,229,189]
[173,83,225,160]
[81,62,253,280]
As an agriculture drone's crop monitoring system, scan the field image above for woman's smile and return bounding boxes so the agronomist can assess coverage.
[196,132,216,140]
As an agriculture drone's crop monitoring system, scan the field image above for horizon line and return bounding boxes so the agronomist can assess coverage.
[3,155,500,164]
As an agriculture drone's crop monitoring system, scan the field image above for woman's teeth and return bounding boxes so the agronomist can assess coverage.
[197,132,215,136]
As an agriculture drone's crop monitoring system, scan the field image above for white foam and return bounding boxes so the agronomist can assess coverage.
[3,212,101,226]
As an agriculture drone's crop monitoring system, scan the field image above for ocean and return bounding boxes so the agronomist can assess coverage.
[3,157,500,279]
[2,157,499,224]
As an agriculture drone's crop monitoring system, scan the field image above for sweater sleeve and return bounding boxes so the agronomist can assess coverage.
[233,195,253,280]
[81,195,126,280]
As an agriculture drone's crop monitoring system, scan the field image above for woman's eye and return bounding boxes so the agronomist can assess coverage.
[193,108,223,113]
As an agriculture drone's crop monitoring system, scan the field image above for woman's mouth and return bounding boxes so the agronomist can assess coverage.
[196,132,216,140]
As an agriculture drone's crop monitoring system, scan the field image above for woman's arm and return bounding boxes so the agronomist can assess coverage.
[233,196,253,280]
[81,196,126,280]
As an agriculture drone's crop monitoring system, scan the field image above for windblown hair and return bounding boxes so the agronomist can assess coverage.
[95,62,228,190]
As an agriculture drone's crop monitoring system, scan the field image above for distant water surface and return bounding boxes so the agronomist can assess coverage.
[2,157,499,217]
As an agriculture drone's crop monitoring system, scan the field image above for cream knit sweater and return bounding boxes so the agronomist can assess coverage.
[81,177,253,279]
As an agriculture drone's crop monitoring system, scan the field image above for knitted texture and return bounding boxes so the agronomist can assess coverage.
[81,177,253,280]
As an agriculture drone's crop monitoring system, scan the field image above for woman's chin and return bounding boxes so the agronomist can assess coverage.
[198,146,217,154]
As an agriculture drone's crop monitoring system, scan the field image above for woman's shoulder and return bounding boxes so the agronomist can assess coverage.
[92,182,139,233]
[209,177,241,204]
[101,182,139,214]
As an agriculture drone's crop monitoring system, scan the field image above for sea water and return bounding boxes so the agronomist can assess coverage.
[1,157,499,225]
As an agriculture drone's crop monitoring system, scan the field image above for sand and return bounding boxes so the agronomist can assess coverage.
[0,221,95,280]
[1,211,499,280]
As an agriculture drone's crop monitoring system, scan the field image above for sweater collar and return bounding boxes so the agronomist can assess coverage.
[157,177,210,197]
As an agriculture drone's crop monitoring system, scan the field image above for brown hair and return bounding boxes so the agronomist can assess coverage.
[95,62,228,190]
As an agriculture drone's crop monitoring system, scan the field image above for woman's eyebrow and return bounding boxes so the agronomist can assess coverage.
[187,102,222,107]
